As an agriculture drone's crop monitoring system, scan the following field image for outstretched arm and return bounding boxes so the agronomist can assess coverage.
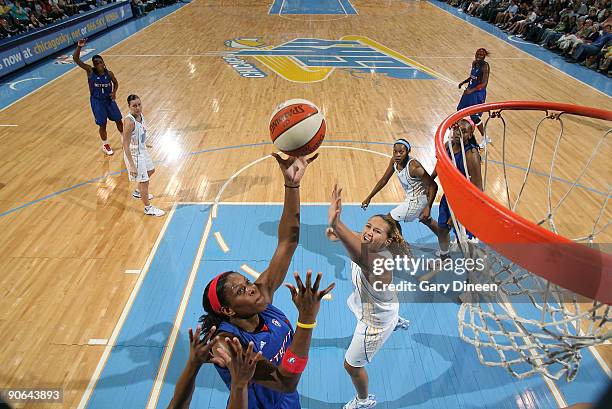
[362,158,394,209]
[466,149,483,191]
[256,153,318,303]
[329,184,364,266]
[73,39,92,73]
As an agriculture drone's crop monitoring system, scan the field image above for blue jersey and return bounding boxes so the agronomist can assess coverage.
[88,69,113,100]
[467,61,487,91]
[215,304,300,409]
[446,142,479,176]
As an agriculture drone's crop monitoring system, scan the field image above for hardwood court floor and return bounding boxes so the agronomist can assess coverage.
[0,1,609,408]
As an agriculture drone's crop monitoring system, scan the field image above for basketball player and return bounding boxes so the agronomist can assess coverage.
[431,119,483,257]
[73,38,123,155]
[329,184,410,409]
[122,95,164,217]
[361,139,439,235]
[199,153,336,409]
[457,48,490,147]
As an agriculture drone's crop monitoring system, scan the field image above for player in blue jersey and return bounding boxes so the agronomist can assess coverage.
[179,152,334,409]
[457,48,490,147]
[431,119,483,258]
[73,39,123,155]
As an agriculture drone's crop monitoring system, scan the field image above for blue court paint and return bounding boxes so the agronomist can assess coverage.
[428,1,612,97]
[0,139,609,220]
[99,203,606,409]
[85,203,210,409]
[270,0,357,15]
[0,2,187,110]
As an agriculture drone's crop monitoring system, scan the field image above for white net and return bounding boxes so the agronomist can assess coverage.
[445,105,611,382]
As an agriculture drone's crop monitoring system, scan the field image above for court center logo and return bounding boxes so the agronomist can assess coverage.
[223,36,447,83]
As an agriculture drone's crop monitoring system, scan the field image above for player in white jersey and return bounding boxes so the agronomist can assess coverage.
[122,94,165,217]
[362,139,439,236]
[328,184,410,409]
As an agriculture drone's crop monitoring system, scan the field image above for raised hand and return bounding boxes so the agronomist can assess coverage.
[216,338,262,388]
[285,270,335,324]
[361,197,370,210]
[328,184,342,228]
[271,153,318,187]
[77,39,87,47]
[188,326,226,367]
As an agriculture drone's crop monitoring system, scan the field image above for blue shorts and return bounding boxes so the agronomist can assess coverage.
[90,97,122,126]
[457,90,486,124]
[438,195,474,239]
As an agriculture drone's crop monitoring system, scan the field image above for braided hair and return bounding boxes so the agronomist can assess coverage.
[373,214,412,257]
[198,271,234,337]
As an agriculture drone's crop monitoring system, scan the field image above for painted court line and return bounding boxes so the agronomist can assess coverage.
[214,231,230,253]
[76,204,178,409]
[145,207,215,409]
[124,269,141,274]
[87,339,108,346]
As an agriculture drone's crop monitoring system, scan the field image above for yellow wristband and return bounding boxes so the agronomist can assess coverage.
[296,321,317,329]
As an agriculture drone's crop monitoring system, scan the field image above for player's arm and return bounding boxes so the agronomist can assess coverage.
[108,70,119,100]
[122,119,137,174]
[362,158,394,209]
[329,184,366,266]
[73,39,92,73]
[256,154,317,303]
[409,160,438,219]
[466,149,483,191]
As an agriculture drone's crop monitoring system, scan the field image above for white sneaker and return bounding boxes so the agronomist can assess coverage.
[394,316,410,331]
[102,143,113,155]
[344,394,376,409]
[144,205,165,217]
[479,136,492,148]
[133,190,154,200]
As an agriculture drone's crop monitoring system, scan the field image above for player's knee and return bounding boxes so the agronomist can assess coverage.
[148,169,155,176]
[344,359,360,375]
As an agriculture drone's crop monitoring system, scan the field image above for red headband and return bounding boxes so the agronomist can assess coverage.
[208,274,224,314]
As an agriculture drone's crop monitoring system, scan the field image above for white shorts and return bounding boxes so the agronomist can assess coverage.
[124,149,154,183]
[345,319,396,368]
[390,195,428,222]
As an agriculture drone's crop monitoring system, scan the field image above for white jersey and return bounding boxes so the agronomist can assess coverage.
[394,158,426,199]
[347,251,399,327]
[126,113,147,156]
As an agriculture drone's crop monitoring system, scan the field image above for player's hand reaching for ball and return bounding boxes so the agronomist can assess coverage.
[328,184,342,228]
[361,197,371,210]
[215,338,262,388]
[271,153,318,187]
[187,325,226,367]
[285,270,334,325]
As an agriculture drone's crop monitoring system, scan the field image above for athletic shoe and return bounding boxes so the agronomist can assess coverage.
[133,190,154,200]
[394,316,410,331]
[479,136,492,148]
[344,394,377,409]
[102,144,113,155]
[144,205,165,217]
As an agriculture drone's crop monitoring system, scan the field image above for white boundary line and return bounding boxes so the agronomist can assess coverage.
[0,124,18,127]
[145,206,215,409]
[76,204,178,409]
[214,231,230,253]
[428,1,610,98]
[0,1,193,114]
[338,0,348,15]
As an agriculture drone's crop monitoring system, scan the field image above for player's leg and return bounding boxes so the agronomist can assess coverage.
[107,99,123,135]
[436,196,453,256]
[140,153,164,216]
[91,98,113,155]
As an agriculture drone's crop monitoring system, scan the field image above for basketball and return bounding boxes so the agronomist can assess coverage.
[269,99,326,156]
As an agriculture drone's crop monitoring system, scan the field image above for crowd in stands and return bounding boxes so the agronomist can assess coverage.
[0,0,176,40]
[442,0,612,77]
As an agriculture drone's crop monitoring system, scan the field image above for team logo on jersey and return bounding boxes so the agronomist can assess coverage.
[223,36,450,83]
[272,319,281,327]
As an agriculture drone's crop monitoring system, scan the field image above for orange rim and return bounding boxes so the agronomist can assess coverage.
[434,101,612,304]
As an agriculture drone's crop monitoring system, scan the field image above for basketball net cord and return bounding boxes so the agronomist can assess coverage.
[445,111,611,382]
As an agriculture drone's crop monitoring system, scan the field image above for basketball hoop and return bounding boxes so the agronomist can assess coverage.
[434,101,611,381]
